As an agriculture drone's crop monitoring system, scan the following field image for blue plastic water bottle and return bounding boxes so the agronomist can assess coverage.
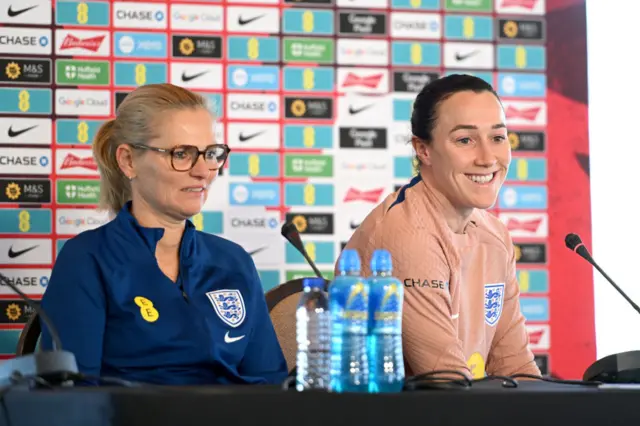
[368,249,405,393]
[296,277,331,391]
[329,249,370,393]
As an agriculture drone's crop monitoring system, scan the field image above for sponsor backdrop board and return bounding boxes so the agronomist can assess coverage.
[0,0,593,379]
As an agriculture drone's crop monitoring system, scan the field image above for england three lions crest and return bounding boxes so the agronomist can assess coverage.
[206,289,246,328]
[484,283,505,327]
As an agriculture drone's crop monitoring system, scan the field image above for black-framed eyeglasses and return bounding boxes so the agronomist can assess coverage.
[130,143,231,172]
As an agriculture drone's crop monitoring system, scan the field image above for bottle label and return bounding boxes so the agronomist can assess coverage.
[370,281,402,332]
[330,280,368,333]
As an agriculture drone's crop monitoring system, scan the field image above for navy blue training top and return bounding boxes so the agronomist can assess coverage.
[40,201,288,385]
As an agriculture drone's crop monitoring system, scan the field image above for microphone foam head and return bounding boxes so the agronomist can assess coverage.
[338,249,361,274]
[281,222,303,249]
[565,233,582,251]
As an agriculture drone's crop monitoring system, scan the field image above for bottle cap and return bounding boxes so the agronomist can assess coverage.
[303,277,325,289]
[371,249,393,273]
[338,249,361,273]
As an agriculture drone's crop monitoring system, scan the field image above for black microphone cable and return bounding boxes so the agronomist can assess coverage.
[282,369,604,392]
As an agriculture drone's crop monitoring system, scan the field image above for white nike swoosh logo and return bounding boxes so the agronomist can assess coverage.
[224,331,245,343]
[451,313,459,320]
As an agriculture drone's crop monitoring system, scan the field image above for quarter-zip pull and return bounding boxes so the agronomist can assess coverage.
[176,272,189,303]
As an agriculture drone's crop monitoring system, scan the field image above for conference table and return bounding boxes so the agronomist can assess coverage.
[0,380,639,426]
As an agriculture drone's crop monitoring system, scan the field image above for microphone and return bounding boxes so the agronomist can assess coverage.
[0,272,78,386]
[280,222,329,381]
[281,222,324,279]
[565,233,640,315]
[565,233,640,383]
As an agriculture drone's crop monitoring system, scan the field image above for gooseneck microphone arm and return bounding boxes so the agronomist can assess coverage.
[565,233,640,316]
[281,222,324,279]
[0,272,78,386]
[0,272,62,351]
[301,251,324,279]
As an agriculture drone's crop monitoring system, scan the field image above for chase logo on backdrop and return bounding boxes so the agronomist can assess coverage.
[484,283,505,327]
[206,290,246,328]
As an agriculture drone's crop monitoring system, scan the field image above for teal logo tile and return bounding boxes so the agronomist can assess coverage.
[284,67,334,92]
[497,45,546,70]
[258,270,281,292]
[193,211,223,235]
[114,62,167,87]
[393,98,413,121]
[227,36,279,62]
[286,241,334,264]
[517,269,549,294]
[55,0,110,26]
[0,209,52,234]
[0,88,52,115]
[285,183,334,206]
[229,153,280,178]
[56,239,69,255]
[391,0,440,10]
[56,119,105,145]
[392,42,441,67]
[198,92,223,118]
[394,156,414,179]
[282,10,334,35]
[284,125,333,149]
[0,330,21,354]
[506,158,547,182]
[444,15,493,40]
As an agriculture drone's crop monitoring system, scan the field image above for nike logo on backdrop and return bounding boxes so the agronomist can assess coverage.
[349,104,373,115]
[238,15,265,26]
[238,131,265,142]
[181,70,209,83]
[7,5,38,17]
[8,245,38,258]
[455,51,479,61]
[224,331,245,343]
[248,247,267,257]
[8,125,37,138]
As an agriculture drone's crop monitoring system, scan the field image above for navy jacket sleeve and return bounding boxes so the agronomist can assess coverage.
[238,264,288,384]
[40,239,106,377]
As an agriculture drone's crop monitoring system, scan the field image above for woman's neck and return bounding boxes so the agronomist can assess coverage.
[420,172,474,234]
[130,198,185,253]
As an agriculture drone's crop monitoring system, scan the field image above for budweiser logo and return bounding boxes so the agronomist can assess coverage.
[528,328,544,344]
[506,106,541,121]
[60,154,97,170]
[501,0,538,9]
[343,188,384,203]
[60,35,105,52]
[342,72,383,88]
[506,218,542,232]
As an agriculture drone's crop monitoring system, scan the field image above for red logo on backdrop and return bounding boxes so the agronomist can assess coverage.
[60,154,97,171]
[343,188,384,203]
[501,0,538,9]
[528,328,544,345]
[506,106,541,121]
[342,73,383,89]
[60,35,105,52]
[506,218,543,233]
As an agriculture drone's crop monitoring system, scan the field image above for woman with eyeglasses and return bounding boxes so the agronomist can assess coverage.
[39,83,288,386]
